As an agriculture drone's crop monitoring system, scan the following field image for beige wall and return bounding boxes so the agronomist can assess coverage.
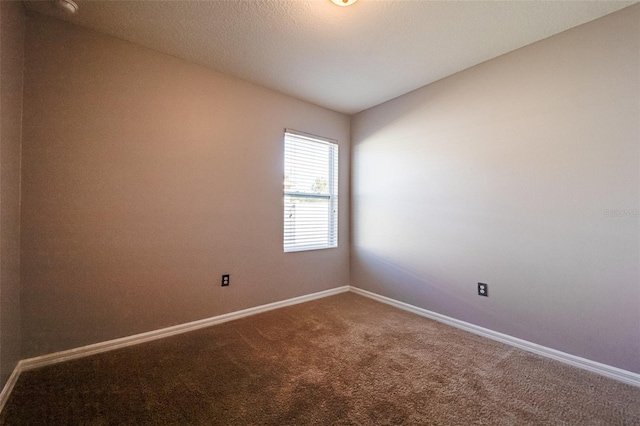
[0,0,24,386]
[21,14,350,358]
[351,5,640,373]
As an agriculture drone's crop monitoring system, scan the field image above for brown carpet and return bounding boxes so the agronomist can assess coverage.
[1,292,639,425]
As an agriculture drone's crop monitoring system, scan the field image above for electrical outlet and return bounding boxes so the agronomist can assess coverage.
[478,282,488,297]
[221,274,230,287]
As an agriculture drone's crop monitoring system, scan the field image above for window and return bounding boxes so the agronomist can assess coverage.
[284,129,338,252]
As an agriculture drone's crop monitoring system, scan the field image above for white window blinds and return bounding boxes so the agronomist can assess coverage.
[284,130,338,252]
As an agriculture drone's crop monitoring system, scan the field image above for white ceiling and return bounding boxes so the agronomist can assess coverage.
[24,0,636,114]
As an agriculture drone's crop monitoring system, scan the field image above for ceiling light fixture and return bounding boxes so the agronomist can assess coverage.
[331,0,357,6]
[54,0,78,15]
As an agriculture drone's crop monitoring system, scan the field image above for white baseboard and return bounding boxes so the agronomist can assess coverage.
[0,285,349,411]
[1,283,636,414]
[0,360,24,413]
[349,286,640,387]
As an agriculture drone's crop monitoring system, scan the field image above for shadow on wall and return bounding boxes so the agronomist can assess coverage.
[351,247,519,332]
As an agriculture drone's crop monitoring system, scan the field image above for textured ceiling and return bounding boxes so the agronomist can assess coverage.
[24,0,636,114]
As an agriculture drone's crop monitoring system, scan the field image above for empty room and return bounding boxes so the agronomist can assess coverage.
[0,0,639,424]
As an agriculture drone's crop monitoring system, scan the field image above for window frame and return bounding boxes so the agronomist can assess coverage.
[283,129,339,253]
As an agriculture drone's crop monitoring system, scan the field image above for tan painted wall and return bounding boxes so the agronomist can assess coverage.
[351,5,640,373]
[0,0,24,385]
[21,14,350,358]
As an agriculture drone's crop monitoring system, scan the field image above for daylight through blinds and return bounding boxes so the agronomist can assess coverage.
[284,130,338,252]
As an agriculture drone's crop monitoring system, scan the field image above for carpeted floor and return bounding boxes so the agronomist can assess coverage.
[1,292,639,425]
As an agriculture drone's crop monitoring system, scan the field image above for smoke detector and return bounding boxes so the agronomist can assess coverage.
[54,0,78,15]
